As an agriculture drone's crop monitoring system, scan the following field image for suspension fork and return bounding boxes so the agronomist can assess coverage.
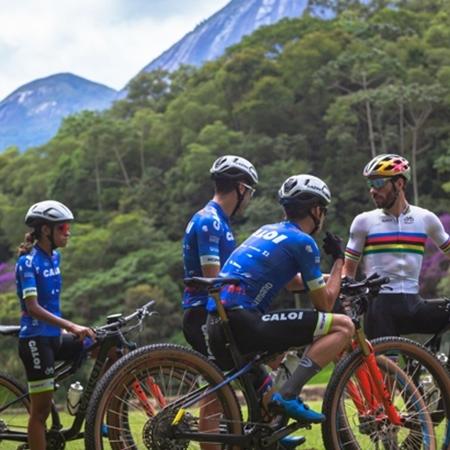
[353,328,403,426]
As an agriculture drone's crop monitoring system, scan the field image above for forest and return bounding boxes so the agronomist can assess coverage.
[0,0,449,378]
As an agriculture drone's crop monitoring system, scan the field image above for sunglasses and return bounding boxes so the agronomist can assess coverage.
[367,177,392,189]
[320,206,328,217]
[56,223,71,234]
[240,182,256,197]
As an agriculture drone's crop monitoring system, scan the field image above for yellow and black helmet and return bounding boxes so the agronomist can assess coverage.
[363,154,410,180]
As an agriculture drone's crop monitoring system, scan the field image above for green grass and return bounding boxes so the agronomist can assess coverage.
[1,406,325,450]
[2,398,447,450]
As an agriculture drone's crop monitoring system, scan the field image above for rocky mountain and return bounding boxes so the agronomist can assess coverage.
[0,73,117,151]
[1,1,327,151]
[143,0,311,73]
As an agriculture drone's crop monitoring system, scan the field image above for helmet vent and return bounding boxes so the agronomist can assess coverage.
[284,178,297,193]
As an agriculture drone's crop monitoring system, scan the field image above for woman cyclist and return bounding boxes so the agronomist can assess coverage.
[15,200,95,450]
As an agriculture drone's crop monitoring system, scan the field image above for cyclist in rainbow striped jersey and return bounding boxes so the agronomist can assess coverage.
[343,154,450,339]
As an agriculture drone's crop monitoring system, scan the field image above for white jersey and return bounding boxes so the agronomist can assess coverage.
[345,205,450,294]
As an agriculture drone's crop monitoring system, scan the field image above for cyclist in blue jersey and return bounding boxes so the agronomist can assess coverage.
[343,154,450,339]
[16,200,95,450]
[207,174,355,424]
[182,155,258,356]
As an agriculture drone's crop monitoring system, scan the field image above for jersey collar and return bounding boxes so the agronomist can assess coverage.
[34,243,56,260]
[285,220,304,233]
[208,200,230,224]
[382,203,410,217]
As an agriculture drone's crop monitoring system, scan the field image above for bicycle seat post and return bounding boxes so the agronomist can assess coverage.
[209,286,229,323]
[208,286,247,370]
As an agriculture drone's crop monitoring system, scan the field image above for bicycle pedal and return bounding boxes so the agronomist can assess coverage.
[294,421,312,430]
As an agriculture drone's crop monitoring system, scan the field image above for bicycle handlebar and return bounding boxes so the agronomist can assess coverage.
[339,273,390,319]
[341,273,390,295]
[93,300,156,338]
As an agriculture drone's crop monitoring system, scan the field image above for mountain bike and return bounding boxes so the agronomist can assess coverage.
[0,300,155,450]
[422,296,450,409]
[85,275,450,450]
[321,275,450,450]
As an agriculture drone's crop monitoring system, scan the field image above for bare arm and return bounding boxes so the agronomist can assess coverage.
[286,274,305,291]
[25,297,95,340]
[343,258,359,278]
[308,259,344,312]
[201,264,221,278]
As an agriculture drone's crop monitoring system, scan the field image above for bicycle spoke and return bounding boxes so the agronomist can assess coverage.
[322,338,450,450]
[85,345,243,450]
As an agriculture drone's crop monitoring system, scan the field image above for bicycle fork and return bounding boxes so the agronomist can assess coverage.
[132,376,167,417]
[351,328,403,426]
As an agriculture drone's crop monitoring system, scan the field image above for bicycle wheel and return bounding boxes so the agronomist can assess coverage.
[0,372,30,445]
[85,343,243,450]
[322,337,450,450]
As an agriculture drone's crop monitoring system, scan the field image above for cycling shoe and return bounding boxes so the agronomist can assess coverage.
[270,393,325,423]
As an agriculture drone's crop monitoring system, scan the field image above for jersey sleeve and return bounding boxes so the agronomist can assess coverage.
[17,256,37,299]
[295,236,325,292]
[424,211,450,255]
[345,214,367,263]
[196,214,222,267]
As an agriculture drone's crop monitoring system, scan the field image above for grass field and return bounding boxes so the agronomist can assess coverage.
[1,402,325,450]
[3,401,448,450]
[2,361,446,450]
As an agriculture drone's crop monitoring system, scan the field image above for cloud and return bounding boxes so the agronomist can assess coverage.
[0,0,228,100]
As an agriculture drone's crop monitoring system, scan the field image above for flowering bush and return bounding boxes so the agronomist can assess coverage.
[0,263,15,293]
[419,213,450,298]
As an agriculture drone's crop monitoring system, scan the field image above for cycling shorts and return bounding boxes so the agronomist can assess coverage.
[206,308,333,371]
[18,334,83,394]
[182,307,210,357]
[364,293,450,340]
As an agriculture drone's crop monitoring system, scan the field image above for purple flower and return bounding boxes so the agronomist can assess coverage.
[0,262,15,293]
[419,213,450,297]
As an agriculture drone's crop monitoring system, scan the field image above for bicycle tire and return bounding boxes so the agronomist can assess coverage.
[333,355,435,450]
[322,337,450,450]
[0,372,30,445]
[85,343,243,450]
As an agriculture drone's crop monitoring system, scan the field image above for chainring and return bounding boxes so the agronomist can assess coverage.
[143,409,190,450]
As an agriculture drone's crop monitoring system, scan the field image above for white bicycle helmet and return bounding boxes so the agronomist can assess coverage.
[210,155,258,185]
[25,200,74,227]
[279,174,331,207]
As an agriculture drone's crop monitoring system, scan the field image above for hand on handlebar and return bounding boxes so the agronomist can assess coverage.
[67,323,96,342]
[322,232,345,261]
[341,275,356,285]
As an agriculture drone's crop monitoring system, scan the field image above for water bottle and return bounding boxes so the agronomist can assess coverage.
[67,381,83,415]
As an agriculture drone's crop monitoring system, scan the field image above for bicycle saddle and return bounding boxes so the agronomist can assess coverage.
[184,276,240,290]
[0,325,20,336]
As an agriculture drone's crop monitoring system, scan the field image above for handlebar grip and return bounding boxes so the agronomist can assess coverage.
[367,276,390,287]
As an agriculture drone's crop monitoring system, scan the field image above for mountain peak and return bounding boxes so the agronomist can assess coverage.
[142,0,309,73]
[0,74,118,150]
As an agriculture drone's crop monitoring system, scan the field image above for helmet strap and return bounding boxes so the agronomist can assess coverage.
[231,185,244,217]
[308,210,321,235]
[48,224,58,251]
[384,179,399,210]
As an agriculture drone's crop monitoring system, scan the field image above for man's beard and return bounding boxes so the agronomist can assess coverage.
[372,188,397,209]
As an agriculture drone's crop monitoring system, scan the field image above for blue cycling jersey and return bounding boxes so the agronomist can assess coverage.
[183,201,235,308]
[207,221,325,313]
[16,245,63,338]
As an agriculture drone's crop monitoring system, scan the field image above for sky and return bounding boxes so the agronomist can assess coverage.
[0,0,229,100]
